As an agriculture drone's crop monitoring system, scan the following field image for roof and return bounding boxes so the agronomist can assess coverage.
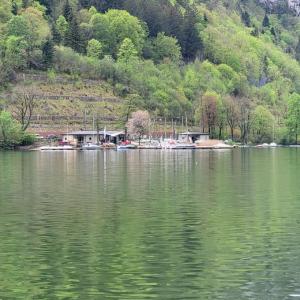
[179,132,209,135]
[64,130,124,136]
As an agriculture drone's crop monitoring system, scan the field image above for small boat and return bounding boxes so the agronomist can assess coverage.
[117,144,137,150]
[161,140,196,149]
[81,143,101,150]
[138,141,162,149]
[40,145,75,151]
[170,143,196,149]
[256,143,277,148]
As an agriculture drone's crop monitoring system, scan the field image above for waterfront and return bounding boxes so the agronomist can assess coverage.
[0,149,299,299]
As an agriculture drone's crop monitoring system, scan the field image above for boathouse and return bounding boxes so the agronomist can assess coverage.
[62,130,125,146]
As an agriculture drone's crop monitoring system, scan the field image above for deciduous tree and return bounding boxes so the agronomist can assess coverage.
[127,110,151,144]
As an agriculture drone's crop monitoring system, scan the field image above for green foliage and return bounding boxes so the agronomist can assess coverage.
[4,36,28,70]
[42,39,54,68]
[286,93,300,144]
[87,39,103,59]
[56,15,68,40]
[89,9,146,57]
[146,33,182,64]
[252,105,274,143]
[0,111,23,148]
[65,16,83,52]
[0,0,12,25]
[117,38,138,63]
[21,132,36,145]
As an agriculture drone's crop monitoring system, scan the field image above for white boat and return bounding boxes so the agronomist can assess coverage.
[162,140,196,149]
[256,143,277,148]
[117,144,137,150]
[40,145,75,151]
[138,140,162,149]
[81,143,101,150]
[270,142,278,147]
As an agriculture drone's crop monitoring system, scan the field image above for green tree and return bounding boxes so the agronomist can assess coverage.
[65,16,83,52]
[0,111,23,148]
[286,93,300,144]
[87,39,103,59]
[241,11,251,27]
[4,36,28,70]
[11,1,18,15]
[117,38,138,63]
[295,38,300,62]
[150,32,182,64]
[63,0,73,22]
[106,9,146,56]
[6,15,30,39]
[0,0,12,24]
[252,105,274,143]
[56,15,69,41]
[42,39,54,68]
[263,14,270,28]
[21,7,51,47]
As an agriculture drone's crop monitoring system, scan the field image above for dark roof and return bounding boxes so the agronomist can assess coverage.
[64,130,124,136]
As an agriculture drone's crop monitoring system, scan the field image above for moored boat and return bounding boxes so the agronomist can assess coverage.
[40,145,75,151]
[81,143,101,150]
[117,144,137,150]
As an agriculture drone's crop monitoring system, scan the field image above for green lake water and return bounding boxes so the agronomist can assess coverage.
[0,149,300,299]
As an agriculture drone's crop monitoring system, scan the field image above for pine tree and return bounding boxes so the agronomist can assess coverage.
[39,0,52,15]
[181,7,203,61]
[63,0,73,22]
[241,11,251,27]
[65,17,83,53]
[42,39,54,68]
[11,1,18,15]
[263,14,270,27]
[295,38,300,62]
[51,24,61,45]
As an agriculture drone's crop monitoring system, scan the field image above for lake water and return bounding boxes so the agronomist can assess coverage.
[0,149,299,299]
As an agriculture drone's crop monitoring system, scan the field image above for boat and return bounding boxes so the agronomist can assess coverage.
[138,140,162,149]
[117,144,137,150]
[161,139,196,149]
[196,140,234,149]
[170,143,196,149]
[256,143,278,148]
[81,143,101,150]
[40,145,75,151]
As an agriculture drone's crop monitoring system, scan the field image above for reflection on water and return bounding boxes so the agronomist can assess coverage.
[0,149,300,299]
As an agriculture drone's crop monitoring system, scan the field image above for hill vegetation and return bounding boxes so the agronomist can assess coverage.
[1,0,300,145]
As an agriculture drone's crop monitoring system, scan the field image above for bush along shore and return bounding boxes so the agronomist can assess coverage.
[0,111,36,150]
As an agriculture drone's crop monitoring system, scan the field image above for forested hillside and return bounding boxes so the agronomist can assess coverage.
[1,0,300,144]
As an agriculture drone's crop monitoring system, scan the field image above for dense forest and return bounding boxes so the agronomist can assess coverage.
[1,0,300,144]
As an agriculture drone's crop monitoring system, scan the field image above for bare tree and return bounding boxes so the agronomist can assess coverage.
[127,110,151,145]
[201,92,218,138]
[237,97,253,144]
[224,96,239,140]
[12,87,37,131]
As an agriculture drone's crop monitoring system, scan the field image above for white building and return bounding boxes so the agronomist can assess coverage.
[62,130,125,146]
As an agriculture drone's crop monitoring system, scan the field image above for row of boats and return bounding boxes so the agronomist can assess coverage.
[39,139,234,151]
